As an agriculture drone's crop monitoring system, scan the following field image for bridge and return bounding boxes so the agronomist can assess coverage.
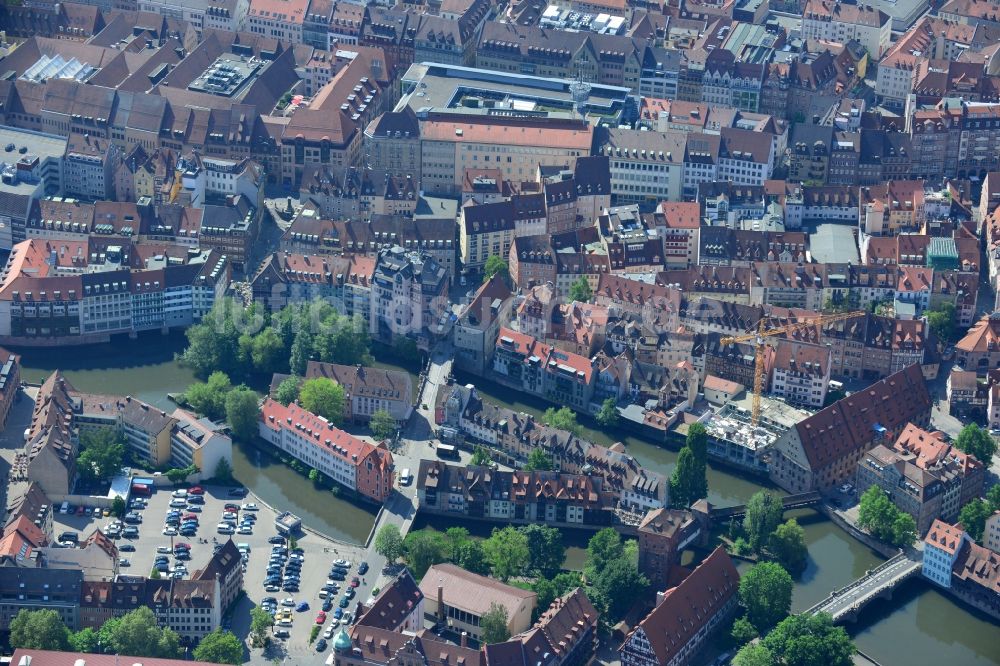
[710,491,822,521]
[803,551,923,623]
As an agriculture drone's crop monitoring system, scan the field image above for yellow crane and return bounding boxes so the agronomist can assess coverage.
[721,310,866,427]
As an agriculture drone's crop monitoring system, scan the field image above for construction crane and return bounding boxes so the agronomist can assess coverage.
[720,310,866,427]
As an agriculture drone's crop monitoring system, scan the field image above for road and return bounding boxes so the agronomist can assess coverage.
[809,554,922,620]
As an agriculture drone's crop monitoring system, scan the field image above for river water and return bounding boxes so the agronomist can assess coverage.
[14,333,999,665]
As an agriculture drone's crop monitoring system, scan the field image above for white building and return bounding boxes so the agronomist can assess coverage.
[923,519,967,588]
[801,0,892,58]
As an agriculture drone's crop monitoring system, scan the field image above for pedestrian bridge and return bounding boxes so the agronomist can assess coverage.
[710,491,822,521]
[804,551,923,623]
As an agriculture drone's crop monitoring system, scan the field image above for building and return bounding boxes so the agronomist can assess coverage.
[419,563,536,640]
[768,363,932,493]
[955,315,1000,373]
[246,0,308,42]
[453,276,513,375]
[0,348,20,430]
[355,570,424,632]
[637,509,702,591]
[304,361,413,425]
[133,0,250,32]
[21,372,77,496]
[923,519,968,587]
[492,328,596,413]
[259,398,394,503]
[10,651,233,666]
[0,567,83,631]
[857,443,946,536]
[769,339,831,408]
[801,0,892,58]
[370,245,449,349]
[620,547,740,666]
[192,538,244,612]
[0,126,67,250]
[985,511,1000,554]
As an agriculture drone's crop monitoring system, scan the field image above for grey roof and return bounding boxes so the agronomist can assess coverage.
[809,224,861,265]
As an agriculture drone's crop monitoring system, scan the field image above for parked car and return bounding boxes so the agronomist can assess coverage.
[242,503,259,511]
[119,544,136,552]
[188,486,204,495]
[357,562,369,575]
[268,536,286,545]
[187,496,205,505]
[322,599,334,612]
[316,638,328,652]
[119,558,130,567]
[333,559,351,568]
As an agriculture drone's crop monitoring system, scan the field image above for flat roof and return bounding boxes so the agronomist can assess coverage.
[809,224,861,265]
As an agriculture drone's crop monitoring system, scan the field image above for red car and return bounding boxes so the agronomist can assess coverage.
[350,577,360,588]
[182,513,199,522]
[188,486,204,495]
[76,506,85,516]
[174,542,192,551]
[315,612,327,625]
[224,503,240,512]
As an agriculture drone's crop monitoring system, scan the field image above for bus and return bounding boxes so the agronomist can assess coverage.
[435,443,459,460]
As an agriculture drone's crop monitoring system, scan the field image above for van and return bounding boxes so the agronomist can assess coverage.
[399,469,412,486]
[60,501,70,515]
[217,523,235,535]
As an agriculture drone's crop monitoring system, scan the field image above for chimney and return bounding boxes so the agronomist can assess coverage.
[437,583,445,621]
[461,631,468,648]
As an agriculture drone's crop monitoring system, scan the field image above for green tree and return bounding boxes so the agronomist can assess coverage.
[543,406,582,436]
[404,530,450,579]
[857,486,898,542]
[733,643,776,666]
[453,538,490,575]
[111,496,127,519]
[483,255,510,284]
[687,423,708,464]
[568,276,593,303]
[470,446,492,467]
[480,602,511,645]
[289,328,314,375]
[955,424,997,464]
[595,397,620,427]
[523,448,555,471]
[670,447,705,508]
[739,562,793,634]
[275,376,301,406]
[959,498,992,541]
[731,616,758,646]
[184,371,233,420]
[769,519,808,575]
[225,386,260,440]
[77,427,126,484]
[743,491,783,554]
[193,629,244,665]
[166,463,198,485]
[483,526,530,582]
[926,301,957,345]
[250,607,274,645]
[298,377,345,424]
[891,512,917,547]
[251,327,285,375]
[375,524,405,563]
[532,572,582,615]
[519,524,565,578]
[762,613,855,666]
[9,609,70,651]
[100,607,181,658]
[69,627,100,654]
[370,409,397,440]
[988,483,1000,511]
[592,557,649,620]
[585,528,625,580]
[308,468,322,486]
[150,567,162,579]
[214,458,234,484]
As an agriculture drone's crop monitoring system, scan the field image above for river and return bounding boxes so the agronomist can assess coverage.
[14,335,999,666]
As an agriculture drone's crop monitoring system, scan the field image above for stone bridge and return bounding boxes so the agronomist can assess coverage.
[804,551,923,623]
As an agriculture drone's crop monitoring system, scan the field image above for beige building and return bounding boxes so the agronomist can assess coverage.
[801,0,892,58]
[985,511,1000,554]
[419,563,536,640]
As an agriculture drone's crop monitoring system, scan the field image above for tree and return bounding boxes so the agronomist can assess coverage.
[184,371,233,420]
[375,524,405,563]
[470,446,492,467]
[483,255,510,285]
[275,376,301,406]
[988,483,1000,511]
[250,607,274,645]
[955,424,997,464]
[519,524,565,578]
[9,609,70,651]
[532,572,582,615]
[585,528,625,580]
[289,328,314,376]
[77,427,126,484]
[225,386,260,440]
[686,423,708,465]
[69,627,100,654]
[404,530,450,579]
[670,447,703,508]
[99,607,181,658]
[480,602,511,645]
[595,397,620,427]
[739,562,793,634]
[166,463,198,484]
[298,377,345,425]
[743,491,783,554]
[857,486,901,543]
[769,519,808,575]
[250,327,285,375]
[731,616,758,646]
[370,409,397,441]
[732,643,775,666]
[453,538,490,575]
[483,526,530,582]
[214,458,234,484]
[308,468,322,486]
[523,448,555,471]
[959,498,992,541]
[111,496,127,519]
[543,406,582,436]
[592,557,649,619]
[926,301,957,345]
[193,629,244,665]
[150,567,162,579]
[568,276,593,303]
[762,613,855,666]
[891,512,916,547]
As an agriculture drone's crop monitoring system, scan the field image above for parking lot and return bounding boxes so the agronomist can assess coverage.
[52,484,369,661]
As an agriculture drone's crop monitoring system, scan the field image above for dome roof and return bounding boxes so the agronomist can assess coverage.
[333,628,352,651]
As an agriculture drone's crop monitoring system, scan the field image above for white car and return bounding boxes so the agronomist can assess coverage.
[839,483,854,493]
[276,619,293,628]
[333,559,351,568]
[172,489,187,498]
[162,527,178,536]
[242,503,259,511]
[237,526,253,535]
[281,598,295,606]
[169,499,187,508]
[217,523,235,535]
[156,546,172,554]
[119,558,130,567]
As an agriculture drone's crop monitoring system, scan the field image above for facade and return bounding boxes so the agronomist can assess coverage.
[419,563,536,640]
[259,398,394,503]
[801,0,892,58]
[0,348,20,430]
[923,519,968,588]
[637,509,702,591]
[305,361,413,425]
[370,245,449,349]
[620,547,740,666]
[769,340,831,408]
[492,328,596,413]
[453,276,513,375]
